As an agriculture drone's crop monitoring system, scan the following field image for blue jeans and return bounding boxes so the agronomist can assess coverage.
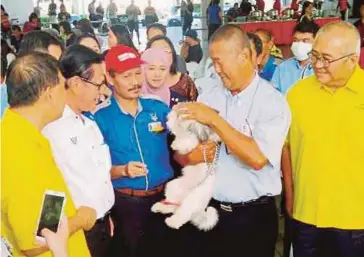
[292,219,364,257]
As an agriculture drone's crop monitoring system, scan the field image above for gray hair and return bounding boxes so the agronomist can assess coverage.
[315,21,361,56]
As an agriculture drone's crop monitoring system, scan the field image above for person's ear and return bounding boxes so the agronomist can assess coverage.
[347,55,358,67]
[106,72,115,86]
[239,48,250,64]
[66,76,81,91]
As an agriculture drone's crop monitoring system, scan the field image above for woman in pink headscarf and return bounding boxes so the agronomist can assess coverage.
[141,47,171,105]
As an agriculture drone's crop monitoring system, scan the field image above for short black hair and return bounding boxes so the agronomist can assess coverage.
[110,24,137,51]
[73,33,101,50]
[146,23,167,37]
[59,21,72,35]
[1,57,7,80]
[29,12,38,22]
[6,52,61,108]
[11,25,22,32]
[18,30,64,55]
[78,19,95,35]
[247,32,263,57]
[146,35,178,74]
[60,45,104,82]
[293,21,320,37]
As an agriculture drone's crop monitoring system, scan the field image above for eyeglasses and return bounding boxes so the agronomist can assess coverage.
[308,52,354,68]
[79,76,106,90]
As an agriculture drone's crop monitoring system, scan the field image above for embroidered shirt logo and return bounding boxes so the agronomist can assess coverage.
[70,136,78,145]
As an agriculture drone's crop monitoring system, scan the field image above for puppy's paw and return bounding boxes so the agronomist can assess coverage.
[165,216,183,230]
[151,202,164,213]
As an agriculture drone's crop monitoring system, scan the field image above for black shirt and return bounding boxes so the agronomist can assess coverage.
[10,34,23,52]
[186,44,203,64]
[58,12,71,22]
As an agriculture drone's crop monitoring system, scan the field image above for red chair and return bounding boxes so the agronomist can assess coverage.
[360,47,364,69]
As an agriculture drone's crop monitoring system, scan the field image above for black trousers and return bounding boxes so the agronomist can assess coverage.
[85,216,112,257]
[109,190,168,257]
[340,10,347,21]
[208,24,221,40]
[182,19,192,35]
[292,219,364,257]
[203,196,278,257]
[127,21,140,40]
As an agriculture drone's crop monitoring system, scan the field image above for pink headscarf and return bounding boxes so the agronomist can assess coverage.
[141,48,171,106]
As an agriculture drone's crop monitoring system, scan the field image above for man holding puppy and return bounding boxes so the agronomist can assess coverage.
[175,24,291,257]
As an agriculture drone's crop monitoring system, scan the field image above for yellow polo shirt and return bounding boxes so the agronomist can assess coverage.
[1,109,90,257]
[287,66,364,229]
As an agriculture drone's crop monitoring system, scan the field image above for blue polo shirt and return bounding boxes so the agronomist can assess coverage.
[94,96,174,190]
[271,58,314,95]
[1,84,8,118]
[260,55,278,82]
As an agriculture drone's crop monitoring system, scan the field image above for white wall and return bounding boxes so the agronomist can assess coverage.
[2,0,34,24]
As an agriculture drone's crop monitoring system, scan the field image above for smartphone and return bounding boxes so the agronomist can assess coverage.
[35,190,66,242]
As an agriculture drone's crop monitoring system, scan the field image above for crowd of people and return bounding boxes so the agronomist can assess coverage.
[1,1,364,257]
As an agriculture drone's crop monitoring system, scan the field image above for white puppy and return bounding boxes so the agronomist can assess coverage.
[151,110,220,231]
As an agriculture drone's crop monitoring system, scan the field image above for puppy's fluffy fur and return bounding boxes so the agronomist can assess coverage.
[151,110,220,231]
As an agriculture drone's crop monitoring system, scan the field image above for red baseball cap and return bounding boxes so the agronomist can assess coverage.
[105,45,144,73]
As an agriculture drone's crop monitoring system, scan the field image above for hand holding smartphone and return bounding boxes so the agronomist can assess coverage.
[41,216,69,257]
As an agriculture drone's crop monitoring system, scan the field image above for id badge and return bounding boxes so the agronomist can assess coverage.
[148,121,164,133]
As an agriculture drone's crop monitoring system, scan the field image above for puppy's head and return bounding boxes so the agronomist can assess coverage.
[167,109,217,142]
[166,110,179,135]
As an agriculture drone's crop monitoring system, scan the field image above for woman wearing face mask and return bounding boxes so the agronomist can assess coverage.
[272,22,319,95]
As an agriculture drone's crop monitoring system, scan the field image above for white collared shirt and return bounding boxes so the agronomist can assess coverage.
[43,105,114,218]
[198,74,291,203]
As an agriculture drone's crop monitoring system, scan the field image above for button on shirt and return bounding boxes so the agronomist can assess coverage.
[271,58,314,95]
[198,75,291,203]
[287,66,364,229]
[94,97,174,190]
[260,55,278,81]
[43,105,114,219]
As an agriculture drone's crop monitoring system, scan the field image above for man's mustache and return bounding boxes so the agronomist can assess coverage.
[128,84,142,91]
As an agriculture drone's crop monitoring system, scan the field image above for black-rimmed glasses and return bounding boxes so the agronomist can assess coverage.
[79,76,106,90]
[308,52,355,68]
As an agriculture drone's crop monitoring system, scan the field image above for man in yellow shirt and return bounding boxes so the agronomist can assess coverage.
[1,52,95,257]
[283,21,364,257]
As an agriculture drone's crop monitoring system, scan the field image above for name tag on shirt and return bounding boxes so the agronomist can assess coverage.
[148,121,164,133]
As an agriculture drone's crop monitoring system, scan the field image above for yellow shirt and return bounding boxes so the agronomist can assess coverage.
[287,66,364,229]
[1,109,90,257]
